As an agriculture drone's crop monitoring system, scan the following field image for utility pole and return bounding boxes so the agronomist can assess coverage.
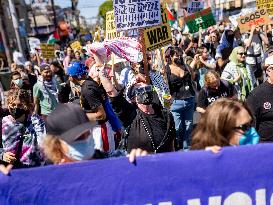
[30,2,39,35]
[8,0,23,55]
[0,14,12,66]
[50,0,57,28]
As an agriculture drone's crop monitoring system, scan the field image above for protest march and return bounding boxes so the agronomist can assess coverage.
[0,0,273,204]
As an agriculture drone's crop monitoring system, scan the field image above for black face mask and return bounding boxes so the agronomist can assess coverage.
[136,91,153,105]
[10,107,26,119]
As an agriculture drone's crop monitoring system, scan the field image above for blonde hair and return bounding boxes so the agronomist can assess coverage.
[204,71,220,87]
[42,135,65,164]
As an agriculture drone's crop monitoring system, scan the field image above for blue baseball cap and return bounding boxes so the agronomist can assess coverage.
[67,61,88,78]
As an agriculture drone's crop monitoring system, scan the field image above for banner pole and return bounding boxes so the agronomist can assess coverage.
[139,28,150,84]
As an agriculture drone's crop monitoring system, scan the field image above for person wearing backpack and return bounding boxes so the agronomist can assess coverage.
[196,71,236,114]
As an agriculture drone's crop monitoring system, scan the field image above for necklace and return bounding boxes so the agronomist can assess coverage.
[139,115,165,153]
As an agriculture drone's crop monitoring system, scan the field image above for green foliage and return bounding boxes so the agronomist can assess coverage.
[98,0,113,29]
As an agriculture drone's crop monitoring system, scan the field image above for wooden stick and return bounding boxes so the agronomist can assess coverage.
[139,28,150,83]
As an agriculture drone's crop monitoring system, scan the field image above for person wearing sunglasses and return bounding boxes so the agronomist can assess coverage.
[221,46,255,101]
[246,55,273,142]
[97,70,176,154]
[191,98,259,152]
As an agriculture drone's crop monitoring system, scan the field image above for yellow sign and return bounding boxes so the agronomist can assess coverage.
[237,9,270,33]
[144,5,172,51]
[40,43,55,59]
[256,0,273,15]
[105,10,123,40]
[70,41,82,51]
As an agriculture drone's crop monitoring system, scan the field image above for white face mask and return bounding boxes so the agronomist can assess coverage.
[13,79,23,88]
[66,133,95,161]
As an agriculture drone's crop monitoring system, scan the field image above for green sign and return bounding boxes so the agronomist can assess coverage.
[185,8,216,33]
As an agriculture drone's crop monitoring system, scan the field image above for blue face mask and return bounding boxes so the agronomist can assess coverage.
[239,127,260,145]
[66,134,95,161]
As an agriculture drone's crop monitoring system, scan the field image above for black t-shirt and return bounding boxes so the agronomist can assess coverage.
[141,108,167,148]
[197,80,235,109]
[166,65,195,100]
[80,77,106,112]
[246,81,273,142]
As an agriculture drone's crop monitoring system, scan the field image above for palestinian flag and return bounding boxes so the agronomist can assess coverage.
[166,4,176,26]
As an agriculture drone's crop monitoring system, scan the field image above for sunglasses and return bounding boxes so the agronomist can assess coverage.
[237,52,247,56]
[134,85,153,95]
[234,122,252,132]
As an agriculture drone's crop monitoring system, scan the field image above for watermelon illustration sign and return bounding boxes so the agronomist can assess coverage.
[185,8,216,34]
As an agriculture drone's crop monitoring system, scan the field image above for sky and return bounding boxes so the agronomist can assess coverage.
[27,0,107,24]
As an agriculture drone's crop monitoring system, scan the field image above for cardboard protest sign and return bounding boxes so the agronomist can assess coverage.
[237,9,270,33]
[70,41,82,51]
[185,8,216,34]
[105,10,124,40]
[256,0,273,15]
[144,5,172,51]
[113,0,161,30]
[187,0,204,14]
[40,43,55,59]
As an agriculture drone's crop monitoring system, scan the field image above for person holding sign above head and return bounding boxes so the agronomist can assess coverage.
[243,25,269,85]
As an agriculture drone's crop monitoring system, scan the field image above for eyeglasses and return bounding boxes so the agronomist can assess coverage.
[134,85,153,95]
[234,122,252,132]
[237,52,247,56]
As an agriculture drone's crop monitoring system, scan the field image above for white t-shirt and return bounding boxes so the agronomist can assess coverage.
[244,34,263,65]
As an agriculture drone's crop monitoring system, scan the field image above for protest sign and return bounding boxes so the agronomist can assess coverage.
[105,10,123,40]
[185,8,216,34]
[40,43,55,59]
[256,0,273,15]
[113,0,161,30]
[237,9,270,33]
[187,0,204,14]
[144,5,172,51]
[28,37,41,51]
[1,144,273,204]
[70,41,82,51]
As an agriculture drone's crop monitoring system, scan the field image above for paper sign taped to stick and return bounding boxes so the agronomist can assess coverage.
[144,5,172,51]
[70,41,82,51]
[105,10,124,40]
[237,9,270,33]
[187,0,204,14]
[40,43,55,59]
[256,0,273,15]
[185,8,216,34]
[113,0,161,30]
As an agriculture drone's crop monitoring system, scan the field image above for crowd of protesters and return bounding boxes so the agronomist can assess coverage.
[0,17,272,175]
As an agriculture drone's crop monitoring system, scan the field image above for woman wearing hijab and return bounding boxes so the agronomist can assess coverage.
[221,46,255,101]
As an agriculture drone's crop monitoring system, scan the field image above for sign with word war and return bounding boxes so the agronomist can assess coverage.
[144,5,172,51]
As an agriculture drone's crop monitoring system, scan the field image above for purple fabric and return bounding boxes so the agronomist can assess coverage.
[0,144,273,204]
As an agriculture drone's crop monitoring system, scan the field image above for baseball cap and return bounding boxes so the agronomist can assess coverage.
[46,103,96,144]
[67,61,88,77]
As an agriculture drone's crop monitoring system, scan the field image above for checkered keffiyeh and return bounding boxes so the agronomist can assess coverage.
[86,37,142,63]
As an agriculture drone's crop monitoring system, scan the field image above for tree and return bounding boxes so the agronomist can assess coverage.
[98,0,113,29]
